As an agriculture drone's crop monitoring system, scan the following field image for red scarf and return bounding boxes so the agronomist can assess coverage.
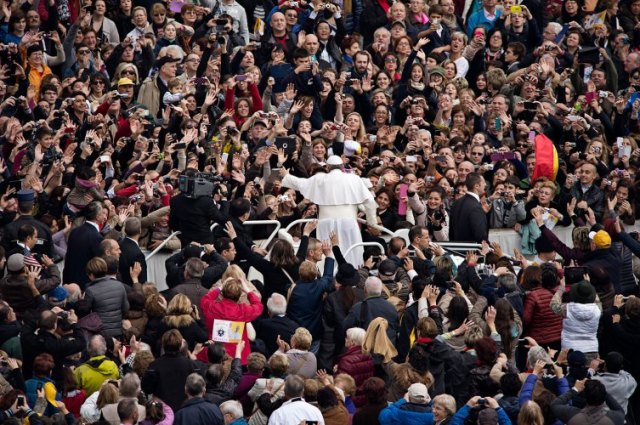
[378,0,391,14]
[416,337,434,344]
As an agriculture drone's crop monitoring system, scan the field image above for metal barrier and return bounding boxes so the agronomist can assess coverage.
[145,231,181,261]
[438,242,483,257]
[343,242,386,259]
[284,218,315,232]
[242,220,281,248]
[356,218,395,238]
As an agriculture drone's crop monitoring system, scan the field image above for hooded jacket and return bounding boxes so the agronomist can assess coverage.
[74,355,120,396]
[562,303,601,353]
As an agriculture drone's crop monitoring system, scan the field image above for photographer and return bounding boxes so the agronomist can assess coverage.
[21,308,86,381]
[169,168,228,246]
[450,396,511,425]
[489,176,526,229]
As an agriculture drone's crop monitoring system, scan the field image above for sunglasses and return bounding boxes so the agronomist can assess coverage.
[122,70,136,75]
[78,50,91,55]
[92,80,105,85]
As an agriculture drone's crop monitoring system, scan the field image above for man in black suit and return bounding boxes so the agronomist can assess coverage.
[253,293,299,356]
[169,169,227,247]
[449,172,489,243]
[63,202,106,287]
[2,189,55,258]
[118,217,147,287]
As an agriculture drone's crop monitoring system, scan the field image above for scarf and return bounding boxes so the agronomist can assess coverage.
[377,0,391,14]
[413,12,429,25]
[410,80,425,91]
[75,177,98,189]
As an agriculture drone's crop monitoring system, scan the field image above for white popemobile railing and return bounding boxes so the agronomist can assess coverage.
[142,220,640,291]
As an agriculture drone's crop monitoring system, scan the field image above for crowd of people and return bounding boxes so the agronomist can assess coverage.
[1,0,640,423]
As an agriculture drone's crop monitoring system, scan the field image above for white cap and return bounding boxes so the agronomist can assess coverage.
[327,155,343,165]
[407,383,430,403]
[343,140,361,157]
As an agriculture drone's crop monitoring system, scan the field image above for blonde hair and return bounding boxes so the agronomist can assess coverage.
[334,374,356,396]
[221,264,247,282]
[299,260,317,281]
[517,400,544,425]
[96,383,119,408]
[433,394,457,418]
[164,294,195,328]
[292,327,312,350]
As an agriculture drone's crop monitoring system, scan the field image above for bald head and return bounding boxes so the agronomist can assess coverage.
[457,161,475,182]
[304,34,319,54]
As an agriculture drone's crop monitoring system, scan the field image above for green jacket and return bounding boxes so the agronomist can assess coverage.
[74,355,119,396]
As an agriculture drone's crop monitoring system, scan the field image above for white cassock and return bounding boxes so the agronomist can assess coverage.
[282,170,377,266]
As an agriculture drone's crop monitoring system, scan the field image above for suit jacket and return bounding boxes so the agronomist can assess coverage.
[2,215,55,258]
[118,238,147,287]
[63,222,103,287]
[169,194,227,246]
[449,194,488,243]
[253,315,299,356]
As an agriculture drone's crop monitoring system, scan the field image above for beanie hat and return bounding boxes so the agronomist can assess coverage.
[570,280,596,304]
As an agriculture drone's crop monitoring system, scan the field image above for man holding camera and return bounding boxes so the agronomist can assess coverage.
[489,176,527,229]
[21,308,86,381]
[169,168,228,247]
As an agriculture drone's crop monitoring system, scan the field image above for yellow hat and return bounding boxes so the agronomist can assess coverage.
[117,78,135,86]
[44,381,58,406]
[589,230,611,249]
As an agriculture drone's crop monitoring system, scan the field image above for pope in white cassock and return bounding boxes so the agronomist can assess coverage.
[281,156,378,266]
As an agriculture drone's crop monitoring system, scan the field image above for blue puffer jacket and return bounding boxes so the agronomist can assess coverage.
[378,399,434,425]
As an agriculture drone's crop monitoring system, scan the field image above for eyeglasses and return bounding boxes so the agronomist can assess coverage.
[385,57,397,62]
[78,49,90,55]
[517,143,529,148]
[122,69,136,75]
[92,80,105,85]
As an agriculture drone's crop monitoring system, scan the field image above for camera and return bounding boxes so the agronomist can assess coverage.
[226,126,239,136]
[477,398,486,406]
[179,172,227,198]
[278,195,289,202]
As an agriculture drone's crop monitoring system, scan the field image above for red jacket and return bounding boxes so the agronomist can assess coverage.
[523,286,563,345]
[200,289,263,364]
[335,345,374,387]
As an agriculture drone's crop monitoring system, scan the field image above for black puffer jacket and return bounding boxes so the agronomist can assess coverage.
[84,276,130,337]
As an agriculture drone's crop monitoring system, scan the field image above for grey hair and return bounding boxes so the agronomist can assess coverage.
[497,273,518,292]
[527,345,553,369]
[267,293,287,316]
[373,27,390,38]
[364,277,383,296]
[185,373,206,397]
[88,335,107,357]
[346,328,366,346]
[185,258,205,279]
[284,375,305,398]
[119,373,141,398]
[546,22,562,35]
[220,400,243,419]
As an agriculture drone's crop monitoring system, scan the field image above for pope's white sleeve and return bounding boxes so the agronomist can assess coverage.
[363,197,378,226]
[281,174,308,191]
